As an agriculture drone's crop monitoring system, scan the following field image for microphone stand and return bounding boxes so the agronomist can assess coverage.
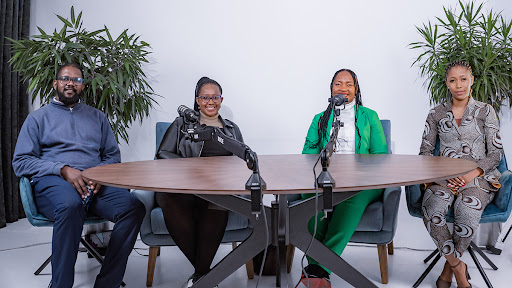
[187,125,266,218]
[317,99,345,216]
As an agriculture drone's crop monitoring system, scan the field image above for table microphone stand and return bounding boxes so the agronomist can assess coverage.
[317,117,342,215]
[316,94,348,215]
[188,125,266,218]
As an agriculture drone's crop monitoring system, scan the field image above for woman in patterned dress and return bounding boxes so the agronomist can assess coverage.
[420,60,503,288]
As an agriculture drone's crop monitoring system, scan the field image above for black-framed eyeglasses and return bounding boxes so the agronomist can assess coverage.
[57,76,84,85]
[197,95,222,103]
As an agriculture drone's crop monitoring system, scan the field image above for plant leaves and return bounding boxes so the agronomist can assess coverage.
[7,6,158,143]
[408,0,512,115]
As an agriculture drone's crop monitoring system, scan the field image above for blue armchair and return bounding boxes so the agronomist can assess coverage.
[131,122,253,287]
[405,149,512,288]
[287,119,401,284]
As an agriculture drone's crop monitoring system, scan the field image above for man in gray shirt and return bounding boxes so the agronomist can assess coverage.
[12,63,145,288]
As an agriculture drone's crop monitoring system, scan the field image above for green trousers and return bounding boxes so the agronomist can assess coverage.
[304,188,382,274]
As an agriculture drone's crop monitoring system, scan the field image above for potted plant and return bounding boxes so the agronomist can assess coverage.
[409,0,512,115]
[7,6,157,143]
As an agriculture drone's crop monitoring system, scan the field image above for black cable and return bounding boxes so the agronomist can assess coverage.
[0,241,51,252]
[299,100,343,287]
[300,154,322,288]
[255,186,269,288]
[132,247,150,257]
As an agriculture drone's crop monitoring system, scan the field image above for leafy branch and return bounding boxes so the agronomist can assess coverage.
[409,0,512,115]
[7,6,158,143]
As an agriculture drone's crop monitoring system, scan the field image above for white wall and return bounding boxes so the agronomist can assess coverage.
[28,0,451,159]
[28,1,511,249]
[490,0,512,163]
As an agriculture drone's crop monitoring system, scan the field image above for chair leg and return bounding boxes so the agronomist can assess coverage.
[246,258,255,279]
[35,255,52,275]
[157,247,161,256]
[423,249,439,263]
[377,244,389,284]
[79,238,127,287]
[232,242,254,279]
[469,242,498,270]
[467,245,494,288]
[387,241,394,255]
[80,237,104,265]
[413,252,441,288]
[147,247,159,287]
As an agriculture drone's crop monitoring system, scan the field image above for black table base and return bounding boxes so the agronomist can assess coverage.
[193,191,378,288]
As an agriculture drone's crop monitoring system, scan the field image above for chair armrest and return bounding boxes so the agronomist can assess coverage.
[494,170,512,212]
[19,177,38,225]
[405,184,423,218]
[382,186,401,231]
[131,189,155,236]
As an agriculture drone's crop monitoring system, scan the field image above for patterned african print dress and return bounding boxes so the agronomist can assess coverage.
[419,97,503,257]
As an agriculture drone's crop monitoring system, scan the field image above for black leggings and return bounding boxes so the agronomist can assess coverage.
[155,192,228,275]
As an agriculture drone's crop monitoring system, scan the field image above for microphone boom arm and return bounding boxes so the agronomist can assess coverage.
[188,125,266,217]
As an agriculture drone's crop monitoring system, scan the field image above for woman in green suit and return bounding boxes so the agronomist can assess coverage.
[298,69,387,288]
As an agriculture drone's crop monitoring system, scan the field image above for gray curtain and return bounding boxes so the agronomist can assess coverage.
[1,0,31,228]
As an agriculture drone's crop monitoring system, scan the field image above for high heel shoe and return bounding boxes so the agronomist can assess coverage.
[295,273,331,288]
[436,276,452,288]
[436,260,453,288]
[450,260,472,288]
[295,265,331,288]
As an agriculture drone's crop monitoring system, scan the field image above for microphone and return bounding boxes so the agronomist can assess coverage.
[328,94,349,106]
[177,105,199,123]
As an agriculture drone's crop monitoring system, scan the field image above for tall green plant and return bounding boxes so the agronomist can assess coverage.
[409,0,512,115]
[7,6,157,143]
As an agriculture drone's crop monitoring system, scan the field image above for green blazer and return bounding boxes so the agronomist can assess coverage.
[302,104,387,155]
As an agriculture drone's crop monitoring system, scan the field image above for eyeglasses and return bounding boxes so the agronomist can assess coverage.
[57,76,84,85]
[197,95,222,103]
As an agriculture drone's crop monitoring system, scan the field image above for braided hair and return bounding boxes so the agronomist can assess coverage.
[444,60,473,80]
[194,76,223,112]
[310,69,363,150]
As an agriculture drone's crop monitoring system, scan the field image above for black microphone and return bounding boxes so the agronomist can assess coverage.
[177,105,199,123]
[328,94,348,106]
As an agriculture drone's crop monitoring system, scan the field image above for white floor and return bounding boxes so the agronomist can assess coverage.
[1,217,512,288]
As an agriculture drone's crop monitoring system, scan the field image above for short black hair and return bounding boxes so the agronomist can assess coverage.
[194,76,223,111]
[56,63,84,79]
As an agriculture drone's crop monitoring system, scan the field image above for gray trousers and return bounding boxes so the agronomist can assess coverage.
[421,184,494,258]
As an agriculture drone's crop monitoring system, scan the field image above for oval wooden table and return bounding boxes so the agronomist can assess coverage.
[84,154,477,288]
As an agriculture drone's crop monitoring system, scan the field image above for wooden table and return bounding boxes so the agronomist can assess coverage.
[83,154,477,288]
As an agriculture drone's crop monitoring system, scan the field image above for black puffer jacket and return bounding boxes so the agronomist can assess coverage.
[156,115,244,159]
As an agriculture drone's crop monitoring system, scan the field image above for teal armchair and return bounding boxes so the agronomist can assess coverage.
[19,177,123,286]
[405,139,511,288]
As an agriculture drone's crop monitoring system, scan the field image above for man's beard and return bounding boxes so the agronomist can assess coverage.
[57,88,81,106]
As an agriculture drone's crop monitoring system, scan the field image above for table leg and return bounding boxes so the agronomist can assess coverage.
[193,194,271,288]
[277,194,289,287]
[288,192,378,288]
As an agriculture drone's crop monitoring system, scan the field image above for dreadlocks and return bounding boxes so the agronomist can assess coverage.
[309,69,363,150]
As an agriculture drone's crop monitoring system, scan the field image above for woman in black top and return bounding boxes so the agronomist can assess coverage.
[155,77,244,287]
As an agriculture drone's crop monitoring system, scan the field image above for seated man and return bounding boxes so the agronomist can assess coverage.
[12,63,145,288]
